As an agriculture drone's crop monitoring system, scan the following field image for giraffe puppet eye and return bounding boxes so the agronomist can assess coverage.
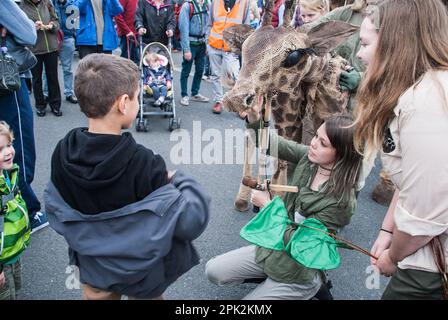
[282,48,316,68]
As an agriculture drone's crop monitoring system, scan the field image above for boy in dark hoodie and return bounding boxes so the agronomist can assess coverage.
[45,54,210,300]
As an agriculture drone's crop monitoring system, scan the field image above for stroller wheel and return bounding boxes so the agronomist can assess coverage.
[136,119,150,132]
[169,117,181,131]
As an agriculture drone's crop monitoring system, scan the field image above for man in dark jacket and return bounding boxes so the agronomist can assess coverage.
[135,0,176,46]
[45,54,210,299]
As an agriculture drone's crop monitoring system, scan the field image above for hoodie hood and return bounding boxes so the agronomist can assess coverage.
[54,128,138,190]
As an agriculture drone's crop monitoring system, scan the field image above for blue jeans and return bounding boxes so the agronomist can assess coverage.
[0,78,41,218]
[180,43,206,97]
[59,37,76,97]
[46,38,76,97]
[204,55,210,77]
[120,36,140,65]
[149,84,167,100]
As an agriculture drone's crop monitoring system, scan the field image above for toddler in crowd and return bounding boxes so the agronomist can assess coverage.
[143,52,172,107]
[0,121,31,300]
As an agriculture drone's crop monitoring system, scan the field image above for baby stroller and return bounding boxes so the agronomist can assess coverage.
[136,36,181,132]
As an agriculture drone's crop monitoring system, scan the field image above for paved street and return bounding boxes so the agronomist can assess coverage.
[19,50,390,300]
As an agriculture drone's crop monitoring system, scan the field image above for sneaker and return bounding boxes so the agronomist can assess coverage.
[191,94,209,103]
[154,97,164,107]
[212,102,222,114]
[180,96,189,106]
[66,95,78,104]
[30,211,49,234]
[202,75,209,81]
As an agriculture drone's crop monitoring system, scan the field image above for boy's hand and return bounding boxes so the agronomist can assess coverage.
[166,81,172,90]
[166,29,173,37]
[138,28,147,35]
[0,271,5,288]
[167,170,177,182]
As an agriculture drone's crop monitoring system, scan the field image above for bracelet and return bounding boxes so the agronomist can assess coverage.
[380,228,393,234]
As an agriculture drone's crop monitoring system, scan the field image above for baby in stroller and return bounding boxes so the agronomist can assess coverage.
[143,52,172,107]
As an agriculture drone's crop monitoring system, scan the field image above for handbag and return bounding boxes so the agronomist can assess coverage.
[5,35,37,74]
[0,35,21,96]
[430,236,448,299]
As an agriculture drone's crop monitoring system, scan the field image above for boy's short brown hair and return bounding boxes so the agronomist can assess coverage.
[74,54,139,118]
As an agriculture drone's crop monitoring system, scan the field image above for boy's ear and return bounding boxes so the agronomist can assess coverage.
[116,94,129,115]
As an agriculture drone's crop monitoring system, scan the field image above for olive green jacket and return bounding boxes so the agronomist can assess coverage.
[20,0,60,55]
[247,121,357,284]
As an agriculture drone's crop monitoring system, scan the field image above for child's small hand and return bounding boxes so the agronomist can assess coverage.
[166,81,172,90]
[0,271,6,288]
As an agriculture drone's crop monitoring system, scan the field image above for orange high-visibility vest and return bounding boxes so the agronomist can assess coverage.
[208,0,247,51]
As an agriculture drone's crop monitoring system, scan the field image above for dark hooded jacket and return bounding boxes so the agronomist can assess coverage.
[135,0,176,45]
[46,128,210,297]
[50,128,168,214]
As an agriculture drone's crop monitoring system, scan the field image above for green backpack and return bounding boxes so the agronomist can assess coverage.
[0,165,31,266]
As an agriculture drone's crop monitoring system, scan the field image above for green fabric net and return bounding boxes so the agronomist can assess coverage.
[240,196,289,251]
[240,196,343,270]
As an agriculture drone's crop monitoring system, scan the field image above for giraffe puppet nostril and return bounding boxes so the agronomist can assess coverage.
[245,94,255,106]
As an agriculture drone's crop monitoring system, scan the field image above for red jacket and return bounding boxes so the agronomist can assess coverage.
[114,0,138,37]
[271,0,285,28]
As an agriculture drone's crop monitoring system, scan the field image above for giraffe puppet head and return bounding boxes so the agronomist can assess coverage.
[222,1,358,119]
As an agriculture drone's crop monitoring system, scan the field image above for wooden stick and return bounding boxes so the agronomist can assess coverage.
[242,176,298,193]
[294,222,379,261]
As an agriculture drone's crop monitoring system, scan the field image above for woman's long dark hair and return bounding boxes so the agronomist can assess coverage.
[324,114,363,203]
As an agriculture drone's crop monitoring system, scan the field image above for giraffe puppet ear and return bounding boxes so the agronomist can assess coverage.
[223,24,255,56]
[304,21,359,56]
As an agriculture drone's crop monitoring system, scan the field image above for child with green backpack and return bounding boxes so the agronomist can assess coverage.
[0,121,31,300]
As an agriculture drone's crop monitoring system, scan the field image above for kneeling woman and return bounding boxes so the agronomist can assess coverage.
[205,104,363,300]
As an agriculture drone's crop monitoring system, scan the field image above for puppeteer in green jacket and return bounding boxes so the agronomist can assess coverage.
[247,120,357,285]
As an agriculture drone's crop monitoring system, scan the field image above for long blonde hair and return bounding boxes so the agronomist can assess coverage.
[353,0,448,157]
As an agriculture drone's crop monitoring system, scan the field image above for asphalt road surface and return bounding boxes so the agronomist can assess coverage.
[19,50,390,300]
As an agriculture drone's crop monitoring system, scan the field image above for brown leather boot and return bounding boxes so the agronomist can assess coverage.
[371,170,395,206]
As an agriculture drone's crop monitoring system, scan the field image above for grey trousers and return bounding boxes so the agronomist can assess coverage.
[207,45,240,102]
[205,245,322,300]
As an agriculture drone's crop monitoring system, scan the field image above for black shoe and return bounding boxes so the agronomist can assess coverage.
[50,108,62,117]
[36,109,46,117]
[66,95,78,104]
